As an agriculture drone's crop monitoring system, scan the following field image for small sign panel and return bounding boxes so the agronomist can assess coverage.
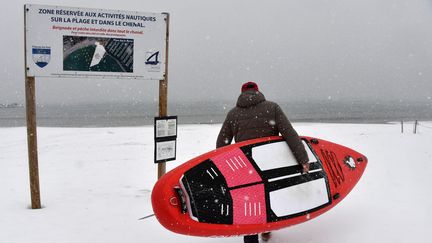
[156,140,176,162]
[155,117,177,138]
[154,116,177,163]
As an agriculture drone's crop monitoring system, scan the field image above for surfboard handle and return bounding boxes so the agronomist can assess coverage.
[174,187,188,214]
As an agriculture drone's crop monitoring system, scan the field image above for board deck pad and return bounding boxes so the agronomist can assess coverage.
[231,184,267,224]
[211,147,261,188]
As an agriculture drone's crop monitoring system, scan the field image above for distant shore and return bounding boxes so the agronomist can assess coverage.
[0,103,23,109]
[0,101,431,127]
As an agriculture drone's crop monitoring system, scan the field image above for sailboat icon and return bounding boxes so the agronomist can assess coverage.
[145,51,159,65]
[90,41,106,68]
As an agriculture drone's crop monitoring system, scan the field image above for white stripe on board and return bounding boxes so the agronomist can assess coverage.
[267,168,322,182]
[226,160,235,172]
[206,170,215,179]
[238,156,247,167]
[230,159,239,170]
[221,186,226,195]
[234,157,243,168]
[210,167,218,176]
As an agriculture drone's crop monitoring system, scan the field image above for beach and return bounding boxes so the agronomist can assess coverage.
[1,122,431,243]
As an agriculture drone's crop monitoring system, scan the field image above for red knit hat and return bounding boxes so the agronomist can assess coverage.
[241,81,259,92]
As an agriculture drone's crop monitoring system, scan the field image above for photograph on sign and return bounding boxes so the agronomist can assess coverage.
[155,118,177,138]
[156,140,176,162]
[63,36,134,73]
[25,4,166,79]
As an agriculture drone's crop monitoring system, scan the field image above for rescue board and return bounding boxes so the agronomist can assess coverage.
[151,136,367,237]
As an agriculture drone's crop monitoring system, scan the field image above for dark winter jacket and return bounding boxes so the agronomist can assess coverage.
[216,90,309,165]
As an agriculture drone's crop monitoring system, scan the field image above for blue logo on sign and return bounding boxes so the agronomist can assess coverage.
[32,46,51,68]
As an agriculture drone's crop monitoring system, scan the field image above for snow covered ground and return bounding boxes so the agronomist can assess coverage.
[1,122,432,243]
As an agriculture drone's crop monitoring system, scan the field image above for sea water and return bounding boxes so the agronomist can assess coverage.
[0,100,431,127]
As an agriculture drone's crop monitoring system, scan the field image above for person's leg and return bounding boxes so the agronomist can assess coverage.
[244,234,259,243]
[261,232,272,242]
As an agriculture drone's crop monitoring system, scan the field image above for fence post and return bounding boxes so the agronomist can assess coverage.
[401,120,403,133]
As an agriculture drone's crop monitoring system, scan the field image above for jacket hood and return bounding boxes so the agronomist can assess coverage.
[236,90,266,108]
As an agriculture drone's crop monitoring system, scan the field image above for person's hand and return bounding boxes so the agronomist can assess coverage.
[301,163,310,174]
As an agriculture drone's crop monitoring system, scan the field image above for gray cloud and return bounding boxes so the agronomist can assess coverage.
[1,0,432,105]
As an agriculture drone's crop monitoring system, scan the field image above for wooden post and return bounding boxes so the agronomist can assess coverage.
[25,76,41,209]
[158,13,170,179]
[24,5,41,209]
[401,120,403,133]
[414,120,418,134]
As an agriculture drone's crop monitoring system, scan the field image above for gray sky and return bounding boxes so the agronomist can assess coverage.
[1,0,432,105]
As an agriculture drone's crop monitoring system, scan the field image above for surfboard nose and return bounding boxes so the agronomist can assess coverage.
[151,176,182,229]
[306,137,368,201]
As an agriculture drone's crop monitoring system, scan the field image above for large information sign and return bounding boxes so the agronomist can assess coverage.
[24,4,167,79]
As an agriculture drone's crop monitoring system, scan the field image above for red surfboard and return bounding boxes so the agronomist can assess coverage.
[151,136,367,237]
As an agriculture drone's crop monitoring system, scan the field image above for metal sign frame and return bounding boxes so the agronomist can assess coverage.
[154,116,177,163]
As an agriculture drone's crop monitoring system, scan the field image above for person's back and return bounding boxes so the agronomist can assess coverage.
[216,81,309,243]
[217,90,282,143]
[217,82,309,168]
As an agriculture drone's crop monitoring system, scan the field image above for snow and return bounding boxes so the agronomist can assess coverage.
[1,122,432,243]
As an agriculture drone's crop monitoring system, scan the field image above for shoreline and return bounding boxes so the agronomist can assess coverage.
[1,120,430,129]
[1,100,431,127]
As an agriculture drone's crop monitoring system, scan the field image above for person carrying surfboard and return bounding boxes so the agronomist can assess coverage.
[216,81,310,243]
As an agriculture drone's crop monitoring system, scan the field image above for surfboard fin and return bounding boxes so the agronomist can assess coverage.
[138,214,155,220]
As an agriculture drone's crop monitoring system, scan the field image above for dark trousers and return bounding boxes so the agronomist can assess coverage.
[244,234,258,243]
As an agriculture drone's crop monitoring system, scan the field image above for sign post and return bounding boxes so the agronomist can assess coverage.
[158,13,170,179]
[24,6,41,209]
[24,4,170,208]
[25,76,41,209]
